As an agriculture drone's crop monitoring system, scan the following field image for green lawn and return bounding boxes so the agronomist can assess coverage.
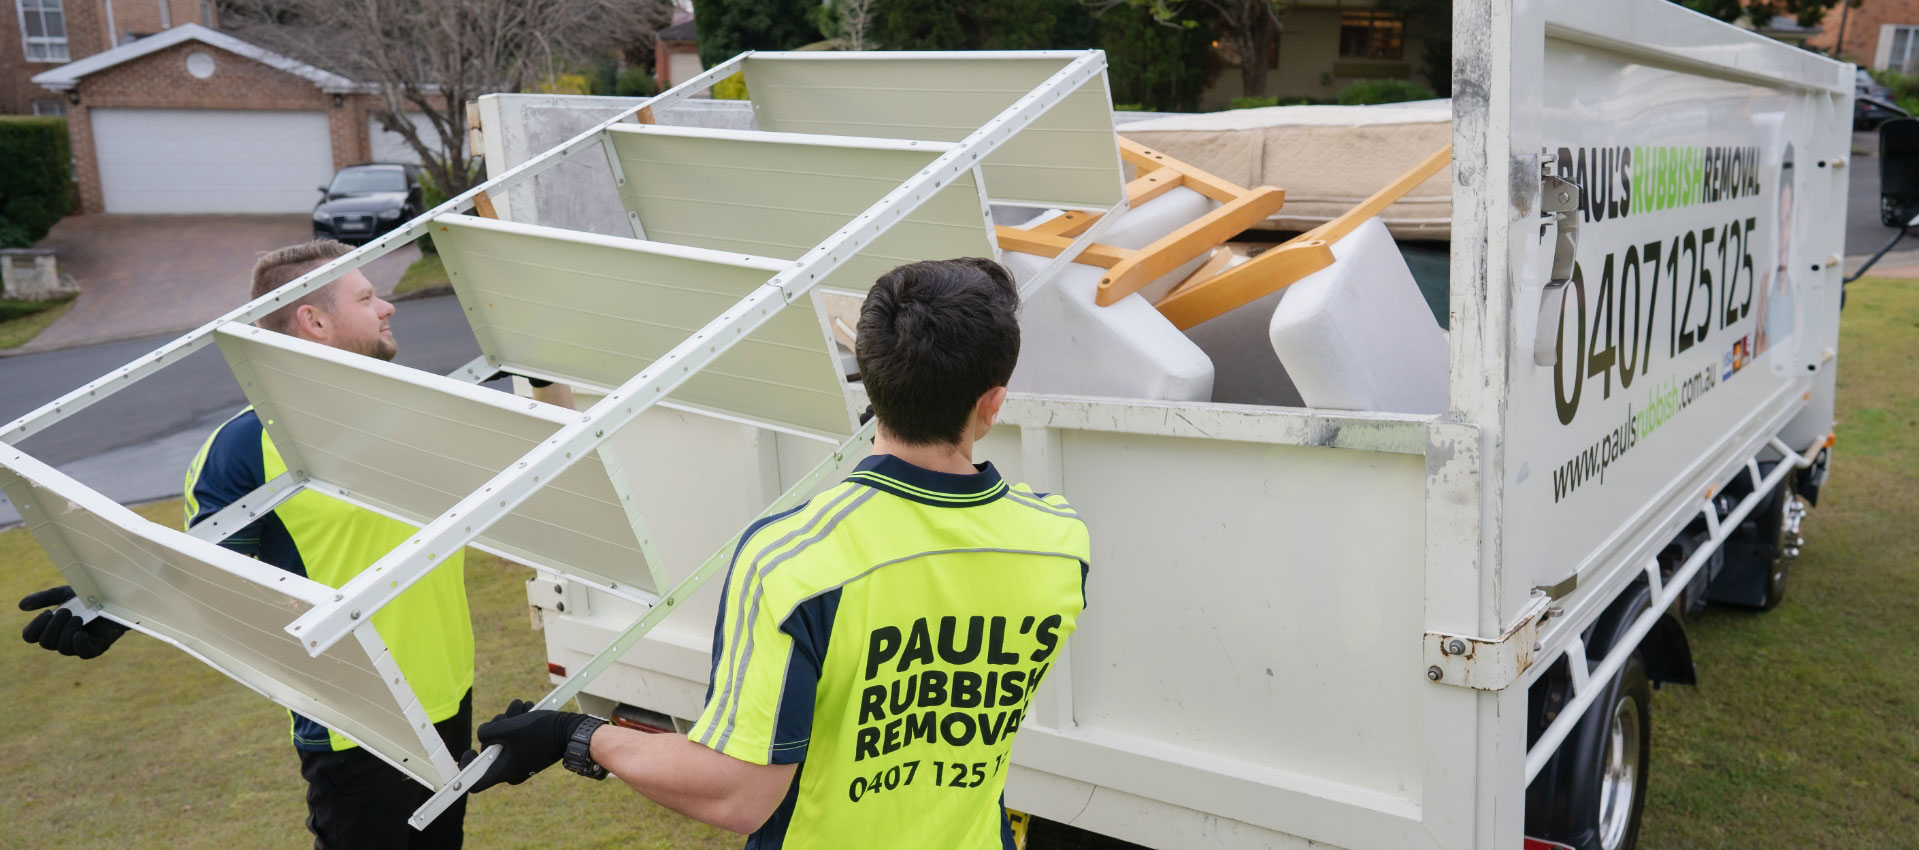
[393,251,450,297]
[1639,277,1919,847]
[0,281,1913,847]
[0,294,75,349]
[0,502,734,849]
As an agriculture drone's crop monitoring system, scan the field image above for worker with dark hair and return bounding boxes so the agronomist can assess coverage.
[467,257,1090,849]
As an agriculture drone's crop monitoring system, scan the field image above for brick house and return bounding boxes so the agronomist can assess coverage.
[1201,0,1440,109]
[30,23,435,214]
[2,0,215,115]
[1806,1,1919,71]
[654,15,700,89]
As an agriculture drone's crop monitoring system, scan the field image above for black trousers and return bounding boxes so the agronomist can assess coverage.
[297,691,473,850]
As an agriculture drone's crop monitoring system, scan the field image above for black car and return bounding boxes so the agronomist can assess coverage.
[1856,96,1910,132]
[313,164,423,243]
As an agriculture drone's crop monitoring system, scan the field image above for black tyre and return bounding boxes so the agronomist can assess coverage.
[1535,654,1654,850]
[1758,495,1793,611]
[1706,467,1794,611]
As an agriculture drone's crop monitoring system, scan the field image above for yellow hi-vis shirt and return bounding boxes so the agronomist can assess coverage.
[689,454,1090,850]
[184,408,473,752]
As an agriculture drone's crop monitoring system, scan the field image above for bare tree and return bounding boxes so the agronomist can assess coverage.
[838,0,876,51]
[222,0,636,196]
[811,0,876,51]
[618,0,681,74]
[1085,0,1286,97]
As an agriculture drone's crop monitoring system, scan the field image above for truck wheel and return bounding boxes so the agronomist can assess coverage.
[1533,652,1653,850]
[1706,465,1795,611]
[1592,659,1651,850]
[1757,498,1793,611]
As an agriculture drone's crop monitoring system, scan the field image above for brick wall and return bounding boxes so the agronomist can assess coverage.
[67,39,373,212]
[3,5,218,116]
[0,0,108,114]
[1807,1,1919,68]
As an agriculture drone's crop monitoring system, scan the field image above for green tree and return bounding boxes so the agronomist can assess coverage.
[1670,0,1860,28]
[694,0,823,68]
[1093,1,1286,98]
[976,0,1097,50]
[1095,3,1219,111]
[873,0,966,49]
[1375,0,1449,98]
[870,0,1094,51]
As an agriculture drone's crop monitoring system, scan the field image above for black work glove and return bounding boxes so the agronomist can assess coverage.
[19,586,127,659]
[460,699,593,794]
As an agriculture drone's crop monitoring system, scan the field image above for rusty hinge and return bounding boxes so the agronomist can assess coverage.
[1423,593,1553,690]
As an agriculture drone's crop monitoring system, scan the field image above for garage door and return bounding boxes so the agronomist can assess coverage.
[91,108,335,213]
[368,113,443,165]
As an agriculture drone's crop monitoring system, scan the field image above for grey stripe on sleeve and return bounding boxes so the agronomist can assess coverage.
[698,484,862,748]
[713,488,877,753]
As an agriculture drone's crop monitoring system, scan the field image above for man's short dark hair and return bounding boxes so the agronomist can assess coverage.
[856,258,1020,445]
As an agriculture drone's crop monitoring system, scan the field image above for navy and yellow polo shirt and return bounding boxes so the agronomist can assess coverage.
[689,454,1090,850]
[184,408,473,752]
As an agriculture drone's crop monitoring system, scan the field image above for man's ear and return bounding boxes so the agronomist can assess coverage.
[975,385,1009,436]
[292,303,328,342]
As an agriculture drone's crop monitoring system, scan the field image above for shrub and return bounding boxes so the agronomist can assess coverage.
[412,160,477,255]
[615,65,657,98]
[712,71,749,100]
[1228,95,1278,110]
[1870,68,1915,94]
[582,58,619,97]
[537,74,591,95]
[0,117,73,249]
[1337,79,1437,106]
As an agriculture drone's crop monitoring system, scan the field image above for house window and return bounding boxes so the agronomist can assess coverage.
[1889,26,1919,74]
[16,0,69,63]
[30,98,65,116]
[1339,10,1404,61]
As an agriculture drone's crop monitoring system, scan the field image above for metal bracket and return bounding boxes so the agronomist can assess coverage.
[1424,593,1552,690]
[1533,172,1581,366]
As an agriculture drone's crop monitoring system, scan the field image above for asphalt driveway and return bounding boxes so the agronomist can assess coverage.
[18,215,419,353]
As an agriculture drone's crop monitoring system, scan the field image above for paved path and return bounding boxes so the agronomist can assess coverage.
[0,292,502,527]
[17,215,419,354]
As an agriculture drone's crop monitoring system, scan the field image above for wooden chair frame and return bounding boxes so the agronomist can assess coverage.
[1155,144,1453,330]
[995,139,1287,306]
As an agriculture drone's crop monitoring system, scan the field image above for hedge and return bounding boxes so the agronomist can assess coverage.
[0,117,73,249]
[1337,79,1437,106]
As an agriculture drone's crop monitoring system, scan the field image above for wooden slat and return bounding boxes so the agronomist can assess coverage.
[1117,138,1249,203]
[993,227,1128,268]
[1117,138,1168,173]
[1125,169,1185,207]
[636,105,657,125]
[1155,240,1337,330]
[472,190,499,219]
[1093,186,1286,306]
[1158,246,1236,303]
[1025,209,1102,238]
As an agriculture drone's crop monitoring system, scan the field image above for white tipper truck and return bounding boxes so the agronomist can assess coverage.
[489,3,1850,848]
